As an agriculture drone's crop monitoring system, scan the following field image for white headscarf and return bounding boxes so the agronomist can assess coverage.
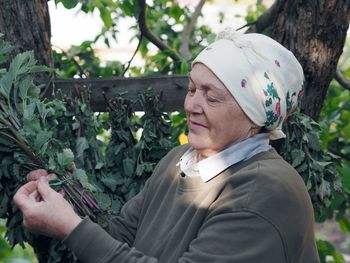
[192,27,304,140]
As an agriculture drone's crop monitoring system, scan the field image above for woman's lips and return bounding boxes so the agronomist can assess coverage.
[189,120,207,129]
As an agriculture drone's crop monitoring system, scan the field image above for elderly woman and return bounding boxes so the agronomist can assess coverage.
[14,28,320,262]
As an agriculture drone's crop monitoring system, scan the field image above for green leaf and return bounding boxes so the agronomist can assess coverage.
[0,192,10,217]
[313,161,332,172]
[101,174,119,192]
[0,136,15,147]
[123,157,135,177]
[206,33,216,44]
[318,179,330,200]
[76,137,89,159]
[300,117,313,130]
[72,169,96,192]
[307,132,321,151]
[180,61,189,74]
[169,4,183,22]
[0,68,13,100]
[132,0,141,18]
[120,0,133,16]
[22,116,41,134]
[135,163,145,176]
[316,240,344,263]
[96,192,112,210]
[72,122,80,130]
[60,0,79,9]
[48,157,57,171]
[56,148,74,169]
[291,149,305,167]
[23,102,36,119]
[338,216,350,233]
[99,8,113,28]
[95,162,104,169]
[10,51,36,76]
[113,143,124,155]
[28,65,52,73]
[0,39,14,64]
[18,75,34,101]
[34,130,52,152]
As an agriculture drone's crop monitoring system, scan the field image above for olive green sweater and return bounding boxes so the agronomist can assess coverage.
[63,145,320,263]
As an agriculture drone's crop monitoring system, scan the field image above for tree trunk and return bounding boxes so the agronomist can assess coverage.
[0,0,53,68]
[271,0,350,120]
[0,2,53,261]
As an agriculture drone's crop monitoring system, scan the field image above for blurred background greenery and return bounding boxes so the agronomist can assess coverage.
[0,0,349,262]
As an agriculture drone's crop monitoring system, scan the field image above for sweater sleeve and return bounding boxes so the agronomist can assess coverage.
[103,182,146,246]
[63,210,286,263]
[63,217,158,263]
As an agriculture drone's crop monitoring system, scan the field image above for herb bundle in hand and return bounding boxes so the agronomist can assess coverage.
[0,34,103,222]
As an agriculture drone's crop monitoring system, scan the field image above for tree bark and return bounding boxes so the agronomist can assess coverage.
[0,2,53,261]
[271,0,350,120]
[0,0,53,68]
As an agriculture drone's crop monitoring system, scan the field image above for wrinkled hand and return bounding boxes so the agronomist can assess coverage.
[26,168,58,182]
[13,176,82,239]
[26,165,76,182]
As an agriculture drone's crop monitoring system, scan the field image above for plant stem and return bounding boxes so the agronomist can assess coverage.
[0,115,28,145]
[0,130,42,166]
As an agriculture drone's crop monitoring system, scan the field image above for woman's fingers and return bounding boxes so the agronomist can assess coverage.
[26,169,59,183]
[13,181,38,210]
[29,189,42,202]
[26,169,48,181]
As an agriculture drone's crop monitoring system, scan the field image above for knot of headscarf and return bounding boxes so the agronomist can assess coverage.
[192,27,304,140]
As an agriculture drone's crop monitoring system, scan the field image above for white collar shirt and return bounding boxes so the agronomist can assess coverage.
[178,133,272,182]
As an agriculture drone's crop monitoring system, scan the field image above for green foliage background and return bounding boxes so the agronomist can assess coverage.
[0,0,349,262]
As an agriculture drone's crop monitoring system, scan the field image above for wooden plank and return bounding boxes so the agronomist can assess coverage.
[46,75,188,112]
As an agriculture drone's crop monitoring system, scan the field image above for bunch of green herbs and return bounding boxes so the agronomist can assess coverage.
[0,35,174,262]
[0,34,103,220]
[280,111,342,220]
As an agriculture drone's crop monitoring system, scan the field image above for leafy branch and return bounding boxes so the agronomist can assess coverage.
[179,0,207,60]
[137,0,184,63]
[334,69,350,91]
[0,36,104,221]
[281,111,342,220]
[52,45,87,78]
[122,33,143,77]
[239,0,281,33]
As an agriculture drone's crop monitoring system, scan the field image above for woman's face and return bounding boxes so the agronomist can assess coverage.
[184,63,255,158]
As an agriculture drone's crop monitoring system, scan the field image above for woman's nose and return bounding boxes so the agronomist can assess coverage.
[184,91,203,114]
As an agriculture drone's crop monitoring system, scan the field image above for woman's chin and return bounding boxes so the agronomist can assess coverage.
[187,135,204,150]
[188,137,212,157]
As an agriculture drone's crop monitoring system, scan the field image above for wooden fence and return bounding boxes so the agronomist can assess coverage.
[47,75,188,112]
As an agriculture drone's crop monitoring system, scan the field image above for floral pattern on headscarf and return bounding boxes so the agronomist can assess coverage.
[263,72,283,128]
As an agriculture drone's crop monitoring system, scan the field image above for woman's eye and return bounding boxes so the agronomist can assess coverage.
[207,96,218,103]
[187,87,195,95]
